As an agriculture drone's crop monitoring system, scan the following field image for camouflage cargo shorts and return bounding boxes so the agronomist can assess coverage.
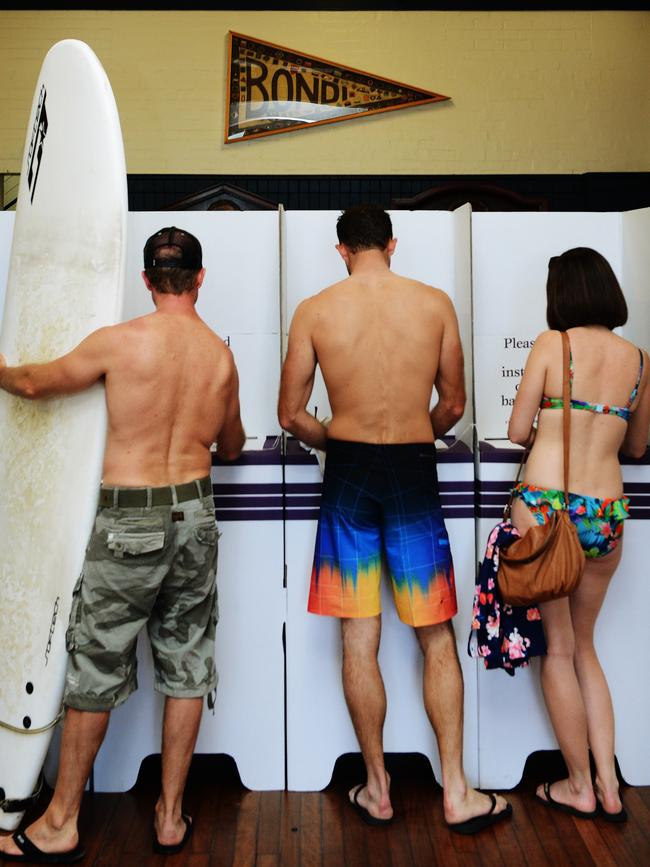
[64,482,220,711]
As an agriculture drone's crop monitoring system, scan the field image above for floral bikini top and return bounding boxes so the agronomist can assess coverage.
[541,346,644,423]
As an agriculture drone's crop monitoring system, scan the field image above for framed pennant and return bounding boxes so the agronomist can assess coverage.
[225,32,450,143]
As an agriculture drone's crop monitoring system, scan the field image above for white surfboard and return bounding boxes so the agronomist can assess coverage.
[0,40,126,830]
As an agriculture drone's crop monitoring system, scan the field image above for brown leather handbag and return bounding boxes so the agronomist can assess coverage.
[498,332,585,606]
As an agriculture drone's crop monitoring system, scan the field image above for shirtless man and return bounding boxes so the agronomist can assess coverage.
[0,226,245,861]
[278,204,511,834]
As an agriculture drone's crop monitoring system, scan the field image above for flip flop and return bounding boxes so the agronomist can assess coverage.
[446,792,513,835]
[535,782,598,819]
[349,784,393,827]
[597,801,628,823]
[1,830,85,863]
[152,813,193,855]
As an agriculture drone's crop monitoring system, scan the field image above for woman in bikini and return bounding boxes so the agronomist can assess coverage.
[508,247,650,822]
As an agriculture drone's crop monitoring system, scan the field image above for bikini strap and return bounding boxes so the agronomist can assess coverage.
[626,349,644,409]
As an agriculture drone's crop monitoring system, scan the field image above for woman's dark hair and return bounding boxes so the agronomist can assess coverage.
[546,247,628,331]
[336,204,393,253]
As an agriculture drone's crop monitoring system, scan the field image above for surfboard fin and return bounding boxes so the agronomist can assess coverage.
[0,773,43,813]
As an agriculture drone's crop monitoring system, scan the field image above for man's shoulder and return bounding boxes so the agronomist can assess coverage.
[108,313,153,335]
[395,276,454,310]
[293,284,339,318]
[312,277,350,302]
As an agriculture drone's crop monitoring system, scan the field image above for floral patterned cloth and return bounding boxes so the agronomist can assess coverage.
[512,482,630,558]
[468,521,547,676]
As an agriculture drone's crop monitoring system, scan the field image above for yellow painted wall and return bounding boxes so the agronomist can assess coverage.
[1,10,648,175]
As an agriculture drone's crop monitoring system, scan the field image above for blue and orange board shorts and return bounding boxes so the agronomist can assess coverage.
[308,440,457,627]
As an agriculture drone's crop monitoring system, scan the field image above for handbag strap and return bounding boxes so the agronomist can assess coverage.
[504,331,572,518]
[503,449,526,520]
[561,330,571,508]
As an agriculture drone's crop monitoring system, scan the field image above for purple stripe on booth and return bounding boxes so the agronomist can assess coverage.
[213,451,282,467]
[477,480,650,494]
[284,505,475,521]
[214,496,284,509]
[214,509,283,522]
[478,507,650,519]
[283,496,323,507]
[628,508,650,519]
[478,442,524,463]
[620,483,650,494]
[285,483,323,493]
[476,490,650,508]
[213,436,282,467]
[214,483,283,494]
[436,438,474,463]
[284,494,474,507]
[439,481,474,491]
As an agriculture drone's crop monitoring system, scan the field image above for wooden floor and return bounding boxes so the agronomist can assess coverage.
[2,752,649,866]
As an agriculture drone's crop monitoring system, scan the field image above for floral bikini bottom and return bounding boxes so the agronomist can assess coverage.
[512,482,630,559]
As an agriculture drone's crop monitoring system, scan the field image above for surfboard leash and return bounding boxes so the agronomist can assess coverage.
[0,705,64,736]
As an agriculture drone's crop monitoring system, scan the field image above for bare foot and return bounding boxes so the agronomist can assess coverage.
[0,813,79,857]
[536,778,596,814]
[444,786,509,826]
[348,773,393,822]
[154,805,191,848]
[594,776,623,816]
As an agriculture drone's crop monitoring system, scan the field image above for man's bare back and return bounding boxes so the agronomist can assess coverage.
[0,235,245,486]
[310,270,461,444]
[279,242,465,449]
[101,307,238,485]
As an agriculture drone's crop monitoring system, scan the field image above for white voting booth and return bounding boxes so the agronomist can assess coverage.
[283,209,478,789]
[87,212,286,791]
[473,209,650,787]
[0,205,648,794]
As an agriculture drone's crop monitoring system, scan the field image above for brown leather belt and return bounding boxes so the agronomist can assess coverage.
[98,475,212,508]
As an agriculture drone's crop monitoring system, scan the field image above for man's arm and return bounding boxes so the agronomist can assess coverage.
[278,299,328,451]
[0,328,111,399]
[216,357,246,462]
[430,293,466,439]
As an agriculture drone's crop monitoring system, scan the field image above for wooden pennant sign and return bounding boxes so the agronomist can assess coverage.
[225,32,450,143]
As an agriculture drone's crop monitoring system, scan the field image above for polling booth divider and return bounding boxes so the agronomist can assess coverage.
[472,211,624,440]
[71,211,287,791]
[282,209,478,790]
[622,208,650,352]
[472,209,650,788]
[0,206,647,793]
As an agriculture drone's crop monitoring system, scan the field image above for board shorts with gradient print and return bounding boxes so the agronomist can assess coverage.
[308,440,457,627]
